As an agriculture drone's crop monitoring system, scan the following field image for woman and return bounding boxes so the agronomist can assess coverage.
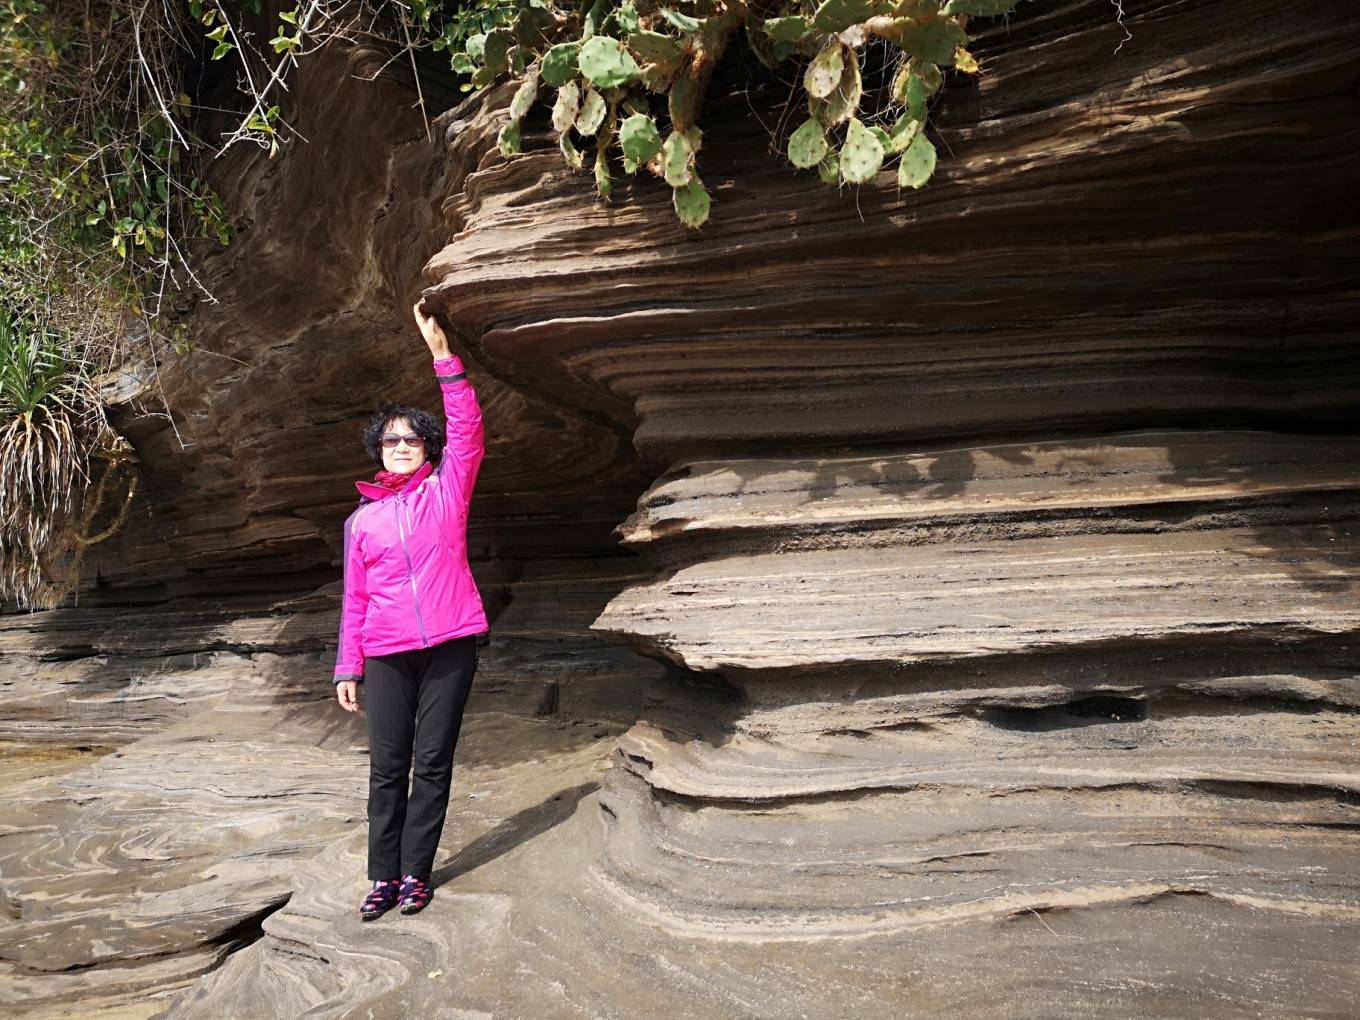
[333,298,488,921]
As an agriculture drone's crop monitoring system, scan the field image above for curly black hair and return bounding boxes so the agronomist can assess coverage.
[362,401,444,467]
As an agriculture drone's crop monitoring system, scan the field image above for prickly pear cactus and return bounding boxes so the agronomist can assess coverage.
[661,130,694,188]
[445,0,1023,227]
[672,175,711,228]
[552,81,581,135]
[788,119,829,170]
[620,113,663,164]
[839,117,884,183]
[578,36,642,88]
[575,87,607,136]
[803,44,845,100]
[509,75,538,121]
[897,132,938,188]
[498,120,522,158]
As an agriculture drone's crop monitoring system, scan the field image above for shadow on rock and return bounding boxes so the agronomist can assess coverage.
[433,780,598,887]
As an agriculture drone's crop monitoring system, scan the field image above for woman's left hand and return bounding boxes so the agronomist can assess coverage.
[336,680,360,713]
[413,299,452,359]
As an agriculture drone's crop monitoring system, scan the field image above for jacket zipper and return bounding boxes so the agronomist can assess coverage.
[393,495,429,647]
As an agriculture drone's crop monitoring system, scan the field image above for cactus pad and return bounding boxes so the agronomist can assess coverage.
[497,120,522,158]
[896,131,937,188]
[575,87,607,136]
[509,75,538,121]
[661,130,693,187]
[578,36,642,88]
[672,176,710,228]
[620,113,663,164]
[839,117,884,183]
[541,42,581,86]
[628,31,683,65]
[803,44,845,100]
[788,118,829,169]
[552,82,581,134]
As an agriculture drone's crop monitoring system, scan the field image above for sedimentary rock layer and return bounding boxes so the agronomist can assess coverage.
[2,0,1356,1017]
[587,428,1359,956]
[424,0,1359,461]
[412,0,1360,1011]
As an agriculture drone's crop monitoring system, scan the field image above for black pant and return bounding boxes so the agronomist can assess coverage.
[364,634,478,880]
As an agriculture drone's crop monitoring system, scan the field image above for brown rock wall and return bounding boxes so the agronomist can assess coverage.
[1,1,1357,1016]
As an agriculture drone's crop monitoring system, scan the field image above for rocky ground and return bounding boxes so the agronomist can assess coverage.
[2,0,1357,1016]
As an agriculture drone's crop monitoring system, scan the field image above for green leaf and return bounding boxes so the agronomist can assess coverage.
[787,118,828,169]
[211,40,234,60]
[808,46,861,126]
[896,18,967,64]
[896,131,936,188]
[812,0,884,34]
[619,113,663,163]
[803,44,844,100]
[817,152,840,184]
[672,176,710,228]
[628,30,683,65]
[762,16,809,42]
[583,0,609,39]
[498,120,521,157]
[578,36,642,88]
[839,117,884,183]
[552,82,582,134]
[512,5,556,46]
[575,88,607,136]
[912,73,932,120]
[483,28,514,74]
[661,9,703,33]
[560,132,585,171]
[612,1,641,35]
[541,42,581,86]
[661,130,693,187]
[510,75,538,120]
[885,112,922,153]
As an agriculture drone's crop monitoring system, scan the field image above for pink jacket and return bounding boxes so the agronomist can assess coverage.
[333,354,488,683]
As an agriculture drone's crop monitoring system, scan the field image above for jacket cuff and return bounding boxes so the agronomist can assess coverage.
[334,673,363,685]
[433,354,465,381]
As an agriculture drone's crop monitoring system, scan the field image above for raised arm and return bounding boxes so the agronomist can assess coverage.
[415,300,484,507]
[432,352,484,506]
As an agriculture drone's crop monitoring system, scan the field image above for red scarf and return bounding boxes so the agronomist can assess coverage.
[372,468,415,494]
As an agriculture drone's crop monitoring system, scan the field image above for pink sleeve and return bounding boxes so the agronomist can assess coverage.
[432,354,485,508]
[334,511,368,682]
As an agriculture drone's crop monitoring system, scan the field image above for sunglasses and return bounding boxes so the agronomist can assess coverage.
[381,432,425,449]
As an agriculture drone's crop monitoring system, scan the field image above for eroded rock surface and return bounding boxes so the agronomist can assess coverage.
[2,1,1357,1017]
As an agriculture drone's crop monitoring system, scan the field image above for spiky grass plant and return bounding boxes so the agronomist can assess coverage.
[0,305,135,608]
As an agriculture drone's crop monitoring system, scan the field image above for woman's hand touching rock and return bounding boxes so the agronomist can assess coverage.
[413,299,451,360]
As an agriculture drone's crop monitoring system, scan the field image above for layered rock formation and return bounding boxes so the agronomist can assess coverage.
[2,0,1357,1016]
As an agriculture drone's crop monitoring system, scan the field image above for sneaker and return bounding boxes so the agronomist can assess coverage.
[397,873,433,915]
[359,878,401,921]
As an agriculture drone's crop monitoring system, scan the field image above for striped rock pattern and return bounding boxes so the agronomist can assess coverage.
[1,1,1356,1017]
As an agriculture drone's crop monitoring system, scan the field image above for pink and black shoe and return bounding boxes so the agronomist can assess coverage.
[397,874,433,915]
[359,878,401,921]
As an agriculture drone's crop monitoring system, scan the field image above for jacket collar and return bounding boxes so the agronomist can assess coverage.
[354,460,433,502]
